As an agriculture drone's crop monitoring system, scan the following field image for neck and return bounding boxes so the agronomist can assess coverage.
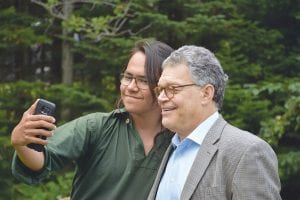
[130,107,162,155]
[131,109,162,135]
[178,108,218,140]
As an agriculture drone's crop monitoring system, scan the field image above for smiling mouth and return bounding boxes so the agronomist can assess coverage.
[161,107,176,112]
[125,95,143,100]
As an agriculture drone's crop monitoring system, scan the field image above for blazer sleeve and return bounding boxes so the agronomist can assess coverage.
[231,139,282,200]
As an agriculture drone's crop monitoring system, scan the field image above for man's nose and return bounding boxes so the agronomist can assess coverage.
[157,90,169,103]
[127,78,139,89]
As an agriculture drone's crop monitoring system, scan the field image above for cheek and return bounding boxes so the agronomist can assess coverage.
[176,101,193,118]
[120,85,125,95]
[143,89,154,100]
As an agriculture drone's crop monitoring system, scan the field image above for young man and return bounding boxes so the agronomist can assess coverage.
[11,39,174,199]
[148,45,282,200]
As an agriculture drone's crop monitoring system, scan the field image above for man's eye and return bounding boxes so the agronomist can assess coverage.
[138,78,148,84]
[124,76,133,81]
[167,87,178,93]
[157,88,164,93]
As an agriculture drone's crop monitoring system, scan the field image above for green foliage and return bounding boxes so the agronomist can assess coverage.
[278,151,300,181]
[217,21,285,83]
[0,7,50,48]
[63,15,87,32]
[222,84,272,133]
[278,150,300,199]
[259,81,300,146]
[0,135,14,198]
[47,0,59,7]
[73,37,135,65]
[11,171,74,200]
[61,0,132,42]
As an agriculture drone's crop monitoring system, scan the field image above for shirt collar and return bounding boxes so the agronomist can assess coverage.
[172,111,219,147]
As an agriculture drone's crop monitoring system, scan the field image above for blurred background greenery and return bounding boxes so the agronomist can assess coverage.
[0,0,299,199]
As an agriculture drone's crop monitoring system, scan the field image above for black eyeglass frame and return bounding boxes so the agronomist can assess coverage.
[120,73,149,89]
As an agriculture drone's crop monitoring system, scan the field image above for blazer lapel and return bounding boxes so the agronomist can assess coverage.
[180,116,227,200]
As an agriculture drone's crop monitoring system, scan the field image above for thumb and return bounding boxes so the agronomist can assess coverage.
[26,99,39,115]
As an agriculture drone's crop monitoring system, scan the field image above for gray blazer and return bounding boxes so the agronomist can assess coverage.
[148,116,281,200]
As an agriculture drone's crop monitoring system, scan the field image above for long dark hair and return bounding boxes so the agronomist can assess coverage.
[122,39,174,98]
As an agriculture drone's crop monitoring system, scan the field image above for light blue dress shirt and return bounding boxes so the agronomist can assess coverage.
[156,112,219,200]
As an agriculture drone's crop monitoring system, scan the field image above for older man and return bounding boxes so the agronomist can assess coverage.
[148,45,282,200]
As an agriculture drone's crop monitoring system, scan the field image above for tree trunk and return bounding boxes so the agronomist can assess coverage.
[61,38,73,85]
[60,2,74,120]
[61,2,74,85]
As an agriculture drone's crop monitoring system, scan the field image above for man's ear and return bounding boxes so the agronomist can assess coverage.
[201,84,215,104]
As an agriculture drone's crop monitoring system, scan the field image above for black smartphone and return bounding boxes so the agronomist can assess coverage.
[27,99,56,152]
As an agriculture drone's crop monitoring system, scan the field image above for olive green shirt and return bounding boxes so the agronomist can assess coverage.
[12,109,172,200]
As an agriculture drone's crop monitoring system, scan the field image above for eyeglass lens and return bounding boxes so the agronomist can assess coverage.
[120,73,149,89]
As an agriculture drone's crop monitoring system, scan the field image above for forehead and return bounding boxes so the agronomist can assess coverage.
[159,64,192,85]
[125,51,146,75]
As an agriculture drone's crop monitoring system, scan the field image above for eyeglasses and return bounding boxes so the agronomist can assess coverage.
[154,83,196,99]
[120,73,149,89]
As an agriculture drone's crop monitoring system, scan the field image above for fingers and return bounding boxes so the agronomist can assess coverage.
[23,120,56,131]
[11,126,52,148]
[12,125,54,147]
[29,136,48,146]
[24,129,53,145]
[24,128,53,137]
[30,114,56,124]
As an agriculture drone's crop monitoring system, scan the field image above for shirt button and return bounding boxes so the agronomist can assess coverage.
[126,118,130,124]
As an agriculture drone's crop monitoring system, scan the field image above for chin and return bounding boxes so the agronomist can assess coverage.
[125,103,145,113]
[124,104,137,112]
[162,118,174,130]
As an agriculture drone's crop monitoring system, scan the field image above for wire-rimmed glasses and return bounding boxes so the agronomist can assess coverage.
[154,83,196,99]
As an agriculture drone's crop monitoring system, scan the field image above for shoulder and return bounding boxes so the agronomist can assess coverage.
[74,109,128,129]
[218,121,276,159]
[208,115,272,149]
[222,123,269,146]
[73,109,130,144]
[212,120,278,176]
[77,109,121,121]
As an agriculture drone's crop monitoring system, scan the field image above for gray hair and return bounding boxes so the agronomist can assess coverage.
[162,45,229,109]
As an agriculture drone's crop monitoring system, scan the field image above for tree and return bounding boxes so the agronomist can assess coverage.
[0,5,50,82]
[31,0,133,84]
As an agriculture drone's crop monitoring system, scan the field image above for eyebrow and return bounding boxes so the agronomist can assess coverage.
[123,72,147,79]
[158,81,184,87]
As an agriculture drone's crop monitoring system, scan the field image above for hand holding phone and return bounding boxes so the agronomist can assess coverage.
[27,99,56,152]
